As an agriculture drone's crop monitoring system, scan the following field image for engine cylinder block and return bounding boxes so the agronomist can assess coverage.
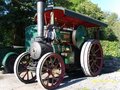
[30,41,53,60]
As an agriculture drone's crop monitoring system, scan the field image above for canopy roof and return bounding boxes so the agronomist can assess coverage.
[44,7,107,28]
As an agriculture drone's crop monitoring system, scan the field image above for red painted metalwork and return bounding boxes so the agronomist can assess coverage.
[35,9,103,29]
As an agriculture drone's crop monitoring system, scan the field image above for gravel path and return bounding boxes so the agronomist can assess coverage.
[0,58,120,90]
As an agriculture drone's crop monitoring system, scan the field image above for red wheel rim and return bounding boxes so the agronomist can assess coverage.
[39,53,65,89]
[88,41,103,76]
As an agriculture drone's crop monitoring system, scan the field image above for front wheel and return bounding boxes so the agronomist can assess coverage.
[36,52,65,90]
[80,40,103,76]
[14,52,36,83]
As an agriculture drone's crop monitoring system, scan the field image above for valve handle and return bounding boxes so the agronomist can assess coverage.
[38,0,54,7]
[47,0,54,7]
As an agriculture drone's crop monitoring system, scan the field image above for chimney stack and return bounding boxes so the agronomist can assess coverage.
[37,0,45,37]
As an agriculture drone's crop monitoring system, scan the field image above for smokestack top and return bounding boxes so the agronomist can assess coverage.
[37,1,44,37]
[38,0,46,2]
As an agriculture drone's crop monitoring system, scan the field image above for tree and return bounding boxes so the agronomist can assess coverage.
[100,12,119,41]
[0,0,36,46]
[69,0,87,10]
[104,12,118,26]
[55,0,87,10]
[112,21,120,41]
[76,1,104,20]
[55,0,73,9]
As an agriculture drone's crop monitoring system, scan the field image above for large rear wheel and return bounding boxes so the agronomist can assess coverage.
[80,40,103,76]
[36,52,65,90]
[14,52,36,83]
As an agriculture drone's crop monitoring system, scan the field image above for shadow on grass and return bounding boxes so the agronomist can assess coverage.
[102,55,120,74]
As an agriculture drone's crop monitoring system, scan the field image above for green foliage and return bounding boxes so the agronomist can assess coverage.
[69,0,87,10]
[101,40,120,59]
[0,28,14,46]
[104,12,118,25]
[76,0,104,20]
[55,0,73,9]
[101,12,120,41]
[99,27,118,41]
[112,21,120,41]
[0,0,120,46]
[0,0,36,46]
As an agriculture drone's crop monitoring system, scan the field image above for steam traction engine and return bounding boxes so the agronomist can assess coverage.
[14,0,107,89]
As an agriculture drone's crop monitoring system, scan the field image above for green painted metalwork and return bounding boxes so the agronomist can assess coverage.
[52,44,62,54]
[0,47,24,67]
[65,51,74,64]
[55,28,61,42]
[53,43,74,64]
[25,25,38,51]
[73,25,87,48]
[0,25,38,71]
[62,45,73,64]
[60,31,71,43]
[0,47,11,67]
[0,24,37,70]
[2,52,17,66]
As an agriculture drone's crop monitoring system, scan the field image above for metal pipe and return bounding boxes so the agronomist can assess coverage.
[50,12,54,25]
[37,0,45,37]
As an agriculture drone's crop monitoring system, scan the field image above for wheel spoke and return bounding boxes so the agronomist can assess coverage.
[89,59,94,63]
[27,71,29,80]
[53,57,57,64]
[42,74,50,86]
[43,74,49,81]
[96,56,102,60]
[54,63,60,69]
[90,62,94,67]
[50,57,53,64]
[91,44,96,53]
[91,64,96,71]
[50,57,57,67]
[94,61,101,68]
[45,61,49,68]
[94,48,100,54]
[90,58,101,73]
[31,72,33,78]
[46,80,49,86]
[95,63,100,69]
[51,73,55,85]
[94,64,99,72]
[22,70,28,79]
[42,66,48,71]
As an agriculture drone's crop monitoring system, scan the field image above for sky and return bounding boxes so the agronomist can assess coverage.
[91,0,120,17]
